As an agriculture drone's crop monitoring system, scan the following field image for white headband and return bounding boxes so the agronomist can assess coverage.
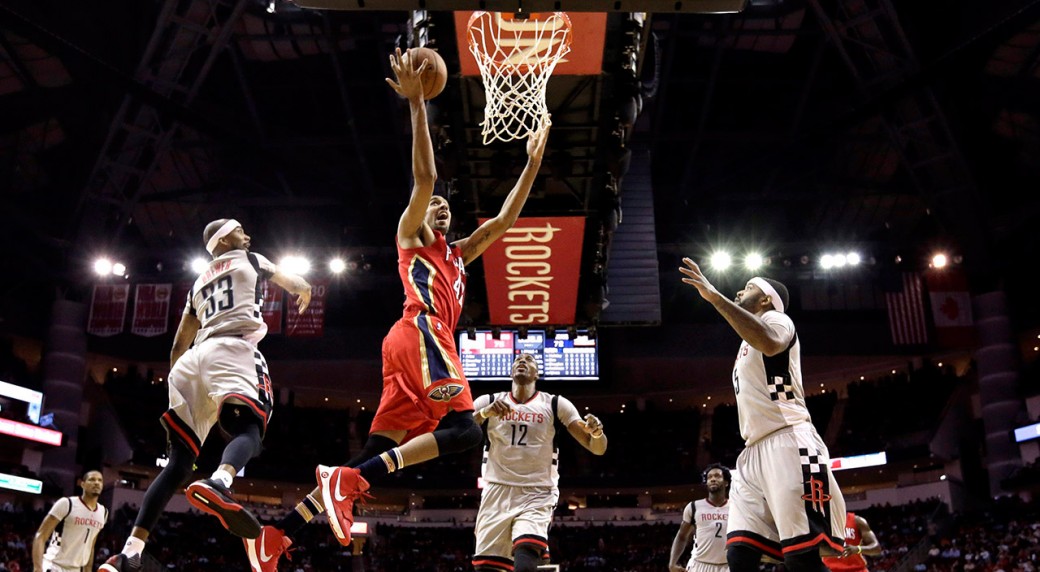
[748,277,784,314]
[206,219,241,255]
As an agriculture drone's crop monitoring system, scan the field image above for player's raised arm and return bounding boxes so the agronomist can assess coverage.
[455,123,550,265]
[270,268,312,314]
[388,48,438,247]
[558,396,607,455]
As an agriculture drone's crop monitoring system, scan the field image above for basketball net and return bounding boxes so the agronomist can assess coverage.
[467,11,572,144]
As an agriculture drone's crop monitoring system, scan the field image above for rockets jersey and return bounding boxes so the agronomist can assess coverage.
[43,497,108,568]
[185,249,276,346]
[823,512,868,571]
[475,391,581,487]
[397,231,466,334]
[731,309,812,445]
[683,499,729,566]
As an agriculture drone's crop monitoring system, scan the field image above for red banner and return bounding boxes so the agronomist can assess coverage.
[131,284,172,337]
[87,284,130,337]
[455,12,606,76]
[261,280,284,335]
[285,279,328,337]
[479,216,585,325]
[925,268,975,348]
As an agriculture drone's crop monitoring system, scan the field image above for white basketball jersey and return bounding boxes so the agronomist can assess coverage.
[684,499,729,566]
[476,391,581,487]
[185,250,276,346]
[731,310,812,445]
[44,497,108,568]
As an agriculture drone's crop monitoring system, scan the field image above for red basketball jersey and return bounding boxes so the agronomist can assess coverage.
[397,231,467,333]
[823,512,868,572]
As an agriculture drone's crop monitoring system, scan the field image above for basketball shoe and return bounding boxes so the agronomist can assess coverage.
[98,552,141,572]
[244,525,293,572]
[185,478,262,538]
[316,464,370,545]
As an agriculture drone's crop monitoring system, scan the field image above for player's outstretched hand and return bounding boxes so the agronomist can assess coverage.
[386,47,428,102]
[679,257,724,305]
[526,120,551,163]
[481,400,513,419]
[581,413,604,436]
[294,288,312,314]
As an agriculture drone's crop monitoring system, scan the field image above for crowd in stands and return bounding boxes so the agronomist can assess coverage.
[919,496,1040,572]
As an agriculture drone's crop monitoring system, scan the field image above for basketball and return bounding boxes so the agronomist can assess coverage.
[408,47,447,100]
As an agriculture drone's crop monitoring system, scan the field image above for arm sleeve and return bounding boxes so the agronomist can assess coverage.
[251,253,277,279]
[47,497,72,521]
[473,394,492,410]
[555,396,582,426]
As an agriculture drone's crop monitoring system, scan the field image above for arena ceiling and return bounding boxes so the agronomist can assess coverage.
[2,0,1040,357]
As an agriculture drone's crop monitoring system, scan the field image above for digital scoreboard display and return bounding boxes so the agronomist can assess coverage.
[458,329,599,381]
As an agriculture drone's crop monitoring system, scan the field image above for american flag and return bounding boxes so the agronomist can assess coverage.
[885,272,928,346]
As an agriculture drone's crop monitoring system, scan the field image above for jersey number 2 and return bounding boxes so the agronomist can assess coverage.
[201,275,234,318]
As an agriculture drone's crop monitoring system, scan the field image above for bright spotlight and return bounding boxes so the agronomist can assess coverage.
[190,258,209,274]
[94,258,113,276]
[745,253,763,271]
[112,262,127,276]
[847,252,861,266]
[329,258,346,273]
[280,256,311,275]
[820,254,834,269]
[932,253,948,268]
[709,252,732,271]
[832,254,847,268]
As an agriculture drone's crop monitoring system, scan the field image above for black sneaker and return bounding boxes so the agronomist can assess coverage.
[98,553,141,572]
[185,478,262,539]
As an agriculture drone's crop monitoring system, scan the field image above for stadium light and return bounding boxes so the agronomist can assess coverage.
[931,253,948,268]
[190,257,209,274]
[112,262,127,276]
[709,251,732,271]
[93,258,113,276]
[329,258,346,273]
[744,252,763,271]
[280,256,311,275]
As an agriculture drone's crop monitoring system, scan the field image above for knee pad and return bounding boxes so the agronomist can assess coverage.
[219,403,263,436]
[433,410,483,454]
[513,541,544,572]
[783,550,828,572]
[727,544,764,572]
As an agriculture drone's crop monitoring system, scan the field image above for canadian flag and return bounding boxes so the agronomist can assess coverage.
[925,268,975,348]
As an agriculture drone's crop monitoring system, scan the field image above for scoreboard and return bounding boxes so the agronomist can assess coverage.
[458,329,599,381]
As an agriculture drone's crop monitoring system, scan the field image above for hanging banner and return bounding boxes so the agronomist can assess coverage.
[261,280,284,335]
[131,284,172,337]
[87,284,130,337]
[285,279,328,337]
[883,271,927,346]
[479,216,586,325]
[924,268,975,348]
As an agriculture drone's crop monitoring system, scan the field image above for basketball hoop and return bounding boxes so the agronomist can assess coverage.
[467,11,572,144]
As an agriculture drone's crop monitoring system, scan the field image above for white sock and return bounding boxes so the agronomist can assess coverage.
[211,468,234,488]
[122,536,145,557]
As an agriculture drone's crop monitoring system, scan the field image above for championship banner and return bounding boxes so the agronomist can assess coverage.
[479,216,585,325]
[454,12,606,76]
[131,284,172,337]
[261,280,284,335]
[924,268,975,348]
[285,279,328,337]
[87,284,130,337]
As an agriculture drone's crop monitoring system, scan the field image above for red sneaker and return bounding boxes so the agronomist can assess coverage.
[316,465,371,545]
[243,525,292,572]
